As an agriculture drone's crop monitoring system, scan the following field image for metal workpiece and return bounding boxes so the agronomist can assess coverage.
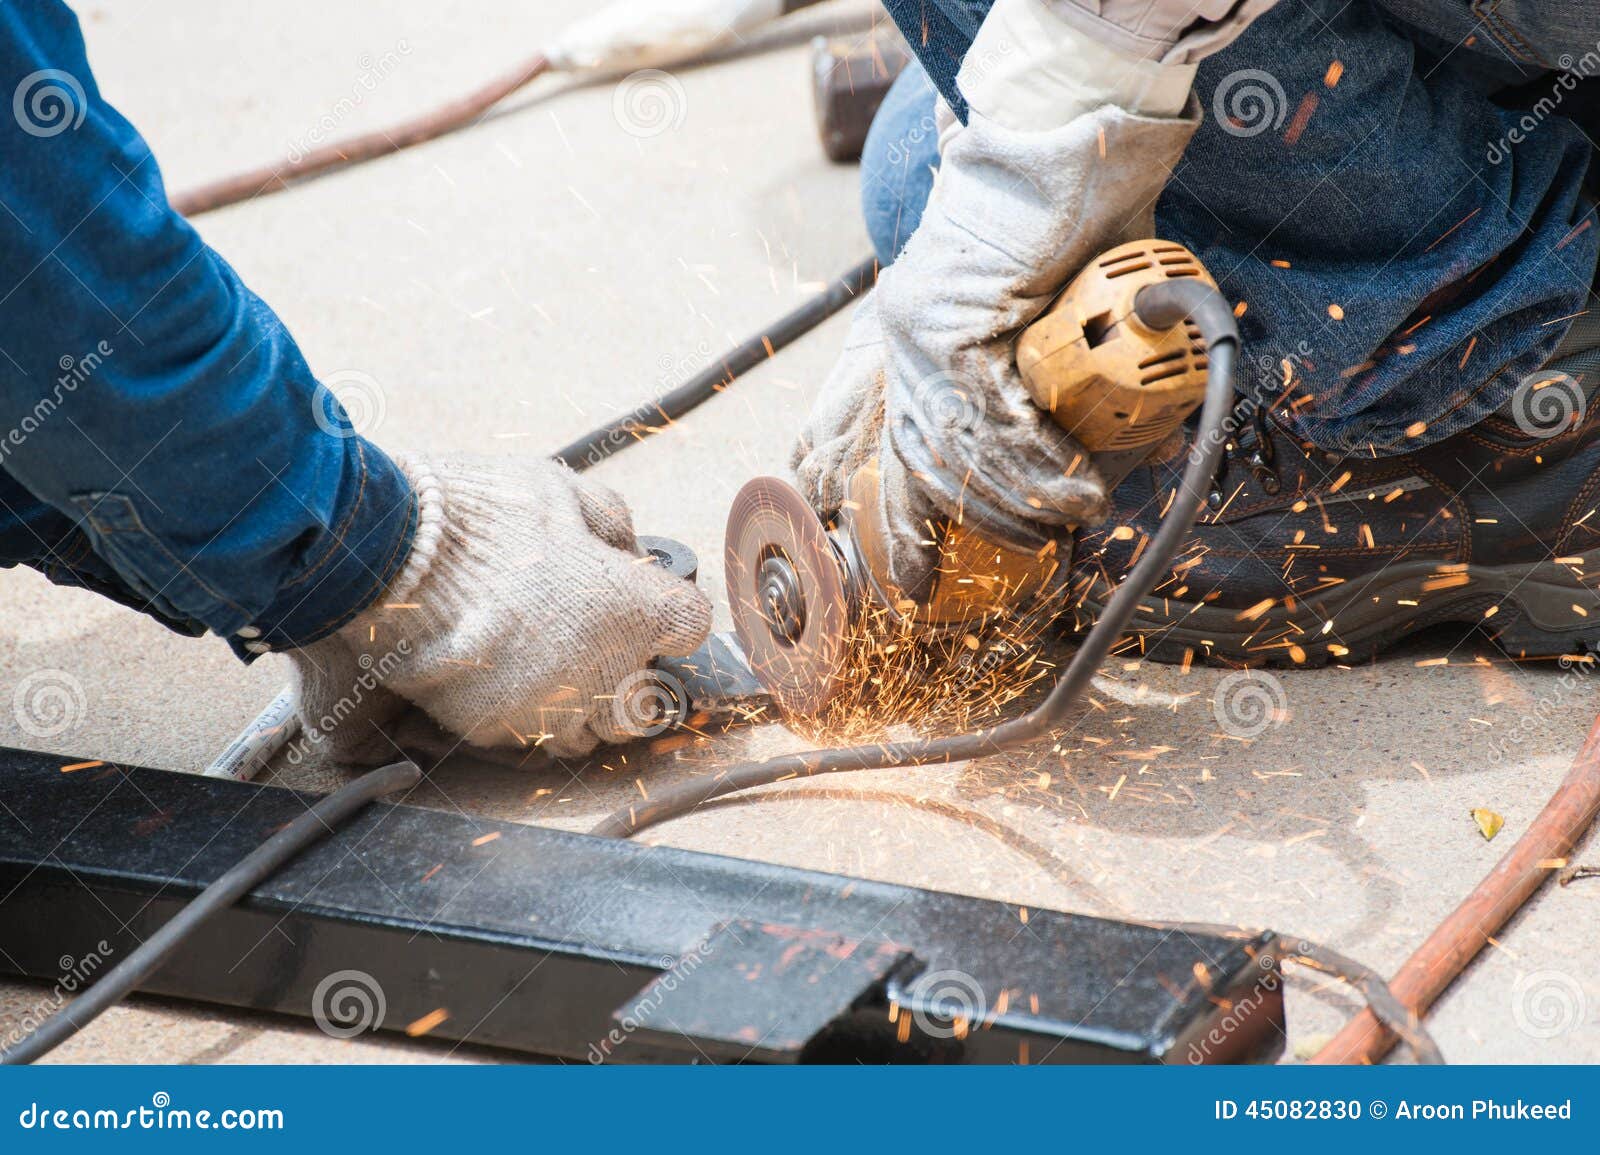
[0,747,1283,1064]
[653,631,771,718]
[637,534,699,583]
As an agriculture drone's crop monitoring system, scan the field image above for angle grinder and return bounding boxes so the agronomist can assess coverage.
[725,240,1221,715]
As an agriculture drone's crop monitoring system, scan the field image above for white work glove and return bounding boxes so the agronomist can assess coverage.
[1048,0,1279,65]
[286,454,712,762]
[793,292,887,520]
[795,0,1215,597]
[545,0,786,73]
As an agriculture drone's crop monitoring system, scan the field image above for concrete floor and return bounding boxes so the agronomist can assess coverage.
[2,1,1598,1064]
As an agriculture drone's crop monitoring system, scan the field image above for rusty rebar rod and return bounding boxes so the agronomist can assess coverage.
[1312,708,1600,1064]
[170,54,550,216]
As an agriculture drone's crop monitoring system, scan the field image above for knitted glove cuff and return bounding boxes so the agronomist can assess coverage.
[373,451,446,607]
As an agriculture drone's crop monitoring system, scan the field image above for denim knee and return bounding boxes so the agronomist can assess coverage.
[859,63,941,266]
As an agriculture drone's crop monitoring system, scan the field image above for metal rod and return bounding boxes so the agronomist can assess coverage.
[1311,708,1600,1064]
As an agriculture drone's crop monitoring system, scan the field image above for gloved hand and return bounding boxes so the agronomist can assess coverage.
[545,0,786,74]
[792,292,886,521]
[286,454,712,762]
[795,0,1219,598]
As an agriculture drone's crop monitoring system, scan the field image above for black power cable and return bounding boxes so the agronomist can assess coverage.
[1158,923,1444,1065]
[0,759,422,1065]
[556,256,878,471]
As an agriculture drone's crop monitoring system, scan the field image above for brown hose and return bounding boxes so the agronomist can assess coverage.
[170,54,550,216]
[1311,707,1600,1064]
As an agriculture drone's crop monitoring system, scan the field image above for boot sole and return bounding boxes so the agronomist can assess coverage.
[1074,550,1600,668]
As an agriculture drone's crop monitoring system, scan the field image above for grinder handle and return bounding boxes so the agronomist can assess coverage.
[1016,240,1219,491]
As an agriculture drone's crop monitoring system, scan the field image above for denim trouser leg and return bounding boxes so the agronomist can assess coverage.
[873,0,1600,455]
[0,2,416,659]
[860,63,941,265]
[1159,1,1599,453]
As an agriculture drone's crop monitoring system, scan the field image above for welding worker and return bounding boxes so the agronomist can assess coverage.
[0,2,711,762]
[797,0,1600,665]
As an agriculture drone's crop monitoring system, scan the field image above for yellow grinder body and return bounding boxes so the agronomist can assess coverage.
[726,240,1218,714]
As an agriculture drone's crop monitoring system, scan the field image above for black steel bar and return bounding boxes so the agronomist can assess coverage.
[0,747,1283,1064]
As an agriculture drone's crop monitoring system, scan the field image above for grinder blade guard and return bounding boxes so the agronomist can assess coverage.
[728,240,1221,717]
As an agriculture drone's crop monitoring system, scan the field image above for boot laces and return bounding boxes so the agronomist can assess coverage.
[1206,394,1281,510]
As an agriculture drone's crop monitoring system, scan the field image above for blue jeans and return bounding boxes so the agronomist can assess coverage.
[0,2,414,658]
[871,0,1600,454]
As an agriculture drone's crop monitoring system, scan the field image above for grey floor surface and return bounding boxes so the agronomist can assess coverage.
[1,2,1597,1063]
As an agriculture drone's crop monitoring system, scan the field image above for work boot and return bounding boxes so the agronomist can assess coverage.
[1068,354,1600,667]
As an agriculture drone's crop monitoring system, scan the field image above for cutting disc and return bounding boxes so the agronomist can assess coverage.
[724,477,850,716]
